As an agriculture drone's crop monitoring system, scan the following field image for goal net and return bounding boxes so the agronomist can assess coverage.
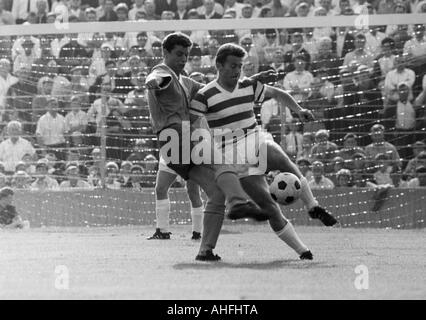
[1,11,425,229]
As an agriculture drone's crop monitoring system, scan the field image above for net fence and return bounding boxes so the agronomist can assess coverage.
[0,13,425,201]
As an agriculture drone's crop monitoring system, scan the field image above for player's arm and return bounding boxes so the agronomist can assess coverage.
[189,91,209,130]
[145,70,172,90]
[263,85,315,122]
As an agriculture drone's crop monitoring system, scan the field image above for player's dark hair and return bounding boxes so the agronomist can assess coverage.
[215,43,246,65]
[162,32,192,53]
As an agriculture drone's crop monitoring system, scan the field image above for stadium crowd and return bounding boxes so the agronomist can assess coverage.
[0,0,425,190]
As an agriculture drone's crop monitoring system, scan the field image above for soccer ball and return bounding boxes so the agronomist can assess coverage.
[269,172,302,206]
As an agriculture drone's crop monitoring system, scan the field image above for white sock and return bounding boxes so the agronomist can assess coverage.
[299,176,319,211]
[191,206,204,233]
[156,199,170,232]
[275,222,309,255]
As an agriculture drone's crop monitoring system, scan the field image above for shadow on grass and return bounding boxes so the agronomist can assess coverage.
[174,259,337,270]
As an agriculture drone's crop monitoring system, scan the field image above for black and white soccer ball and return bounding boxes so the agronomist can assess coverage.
[269,172,302,206]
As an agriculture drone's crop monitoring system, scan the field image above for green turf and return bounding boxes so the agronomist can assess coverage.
[0,225,425,299]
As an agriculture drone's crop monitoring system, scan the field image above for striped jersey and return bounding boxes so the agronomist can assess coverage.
[190,79,266,143]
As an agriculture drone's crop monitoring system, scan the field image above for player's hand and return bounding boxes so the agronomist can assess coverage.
[298,109,315,122]
[145,77,160,90]
[253,70,278,84]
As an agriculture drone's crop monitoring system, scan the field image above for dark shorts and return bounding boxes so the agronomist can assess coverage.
[157,123,195,180]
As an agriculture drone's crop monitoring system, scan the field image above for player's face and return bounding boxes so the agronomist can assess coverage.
[164,45,190,75]
[217,55,243,87]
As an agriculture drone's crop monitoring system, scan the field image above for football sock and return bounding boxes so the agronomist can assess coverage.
[275,222,309,255]
[156,199,170,233]
[299,176,319,210]
[199,212,224,255]
[191,205,204,233]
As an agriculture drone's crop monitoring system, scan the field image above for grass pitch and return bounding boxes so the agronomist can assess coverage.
[0,224,425,299]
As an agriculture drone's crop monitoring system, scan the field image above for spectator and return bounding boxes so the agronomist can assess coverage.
[372,153,394,186]
[296,157,313,181]
[127,138,152,167]
[87,81,125,140]
[223,0,244,18]
[64,95,88,147]
[383,54,415,107]
[32,77,53,126]
[377,0,397,14]
[372,37,397,90]
[87,164,101,188]
[343,33,375,68]
[197,0,223,18]
[338,133,365,166]
[59,164,92,189]
[298,132,315,162]
[0,172,6,188]
[311,37,340,84]
[283,55,314,103]
[283,118,303,161]
[30,158,59,190]
[68,0,86,21]
[349,64,383,142]
[21,152,36,174]
[308,160,335,189]
[34,0,48,23]
[155,0,177,17]
[200,38,219,73]
[88,43,114,85]
[7,67,37,133]
[143,0,160,20]
[11,170,31,189]
[105,161,121,189]
[0,121,36,173]
[403,24,426,91]
[319,0,338,15]
[59,33,89,75]
[404,148,426,179]
[12,0,49,24]
[406,166,426,187]
[239,36,260,73]
[365,123,402,171]
[0,59,18,122]
[105,94,132,160]
[129,0,145,21]
[334,25,356,60]
[142,154,157,187]
[259,29,287,68]
[0,0,14,25]
[310,129,339,173]
[384,81,417,158]
[99,0,118,21]
[0,187,28,229]
[283,32,311,73]
[364,24,386,58]
[117,160,132,187]
[185,10,211,52]
[302,73,335,133]
[36,97,67,160]
[174,0,189,19]
[127,164,151,189]
[270,0,289,17]
[115,2,129,22]
[335,168,352,187]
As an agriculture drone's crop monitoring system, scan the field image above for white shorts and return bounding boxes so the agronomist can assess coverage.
[221,126,275,177]
[158,155,178,175]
